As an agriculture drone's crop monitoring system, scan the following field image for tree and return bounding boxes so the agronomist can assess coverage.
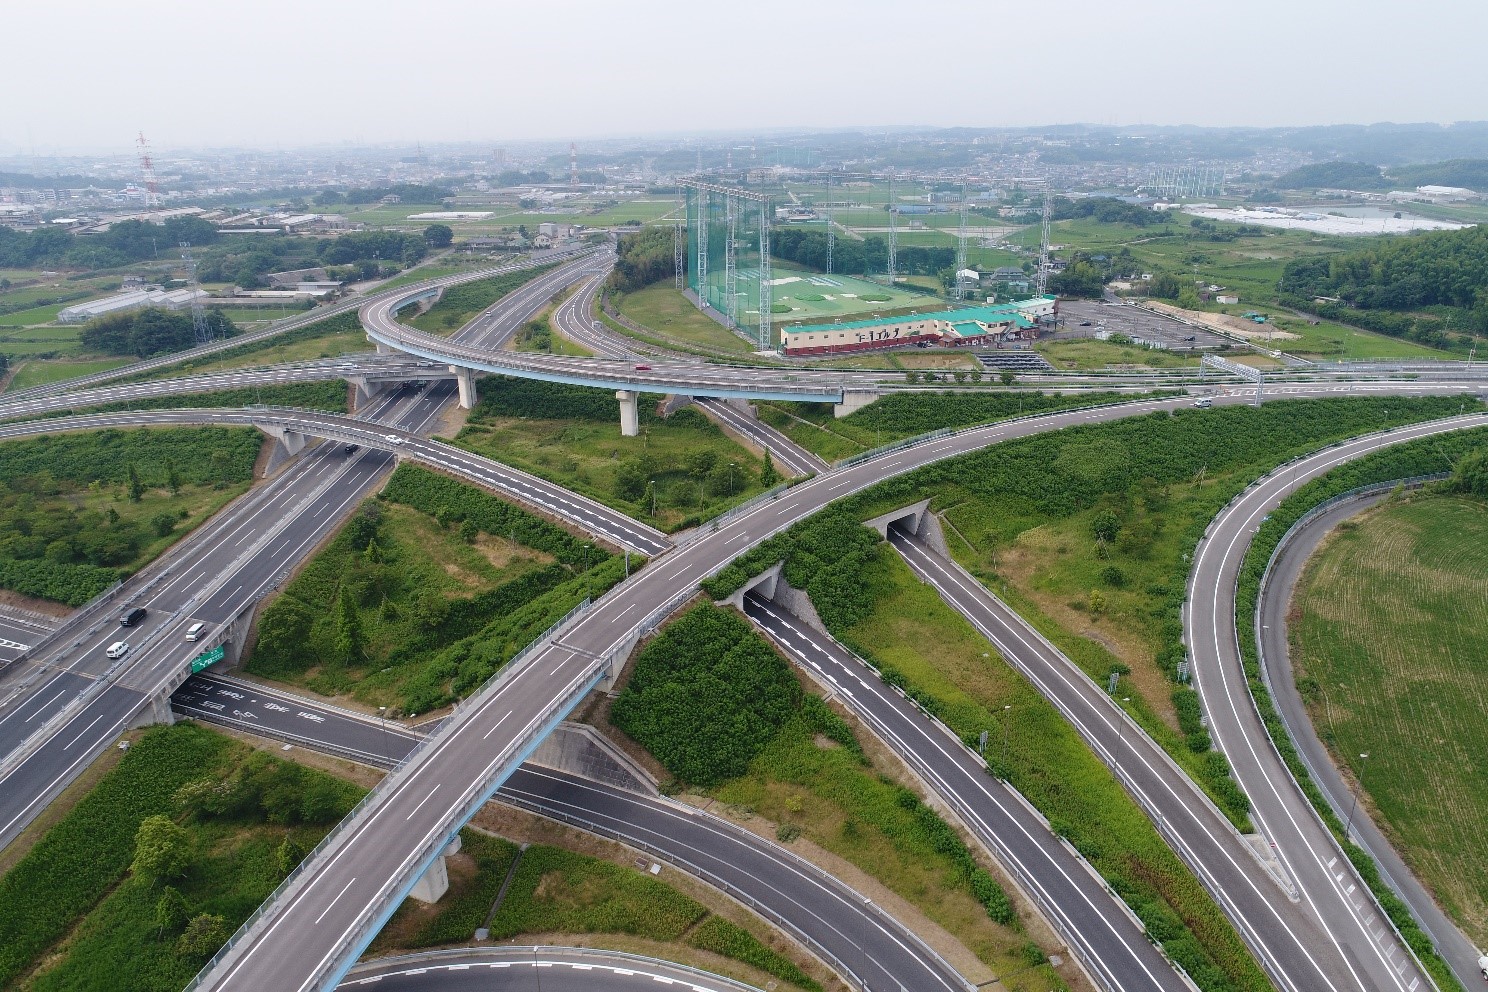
[156,886,190,937]
[1091,511,1121,543]
[127,463,145,502]
[760,449,779,488]
[175,913,228,959]
[150,512,177,537]
[276,835,305,875]
[1449,448,1488,496]
[423,223,454,248]
[165,458,181,495]
[1000,370,1017,387]
[133,814,192,881]
[333,586,364,666]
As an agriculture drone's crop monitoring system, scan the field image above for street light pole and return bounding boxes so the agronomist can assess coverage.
[377,706,388,763]
[1345,751,1371,841]
[1002,704,1012,773]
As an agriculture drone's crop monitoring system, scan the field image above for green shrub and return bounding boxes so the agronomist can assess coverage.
[612,604,799,786]
[685,916,821,990]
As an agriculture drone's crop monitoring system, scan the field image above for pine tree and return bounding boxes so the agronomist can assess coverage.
[760,448,779,488]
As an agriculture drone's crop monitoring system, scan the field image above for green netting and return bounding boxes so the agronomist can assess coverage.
[685,185,771,348]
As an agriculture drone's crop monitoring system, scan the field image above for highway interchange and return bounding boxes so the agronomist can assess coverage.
[0,249,1486,992]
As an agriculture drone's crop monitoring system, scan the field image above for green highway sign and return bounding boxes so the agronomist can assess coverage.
[190,645,225,673]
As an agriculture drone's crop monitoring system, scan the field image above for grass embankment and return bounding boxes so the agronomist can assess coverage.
[607,605,1066,989]
[755,390,1168,463]
[0,427,263,605]
[750,396,1477,822]
[373,829,820,991]
[707,527,1268,992]
[453,378,772,531]
[610,282,756,353]
[1036,338,1200,370]
[1293,492,1488,943]
[1234,430,1488,992]
[245,463,630,714]
[5,358,132,392]
[405,268,554,336]
[14,381,350,421]
[0,723,361,991]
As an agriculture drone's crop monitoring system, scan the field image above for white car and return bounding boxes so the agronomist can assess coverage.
[384,434,403,446]
[106,641,130,659]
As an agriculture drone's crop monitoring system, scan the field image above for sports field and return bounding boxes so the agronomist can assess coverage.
[766,267,935,325]
[1291,493,1488,943]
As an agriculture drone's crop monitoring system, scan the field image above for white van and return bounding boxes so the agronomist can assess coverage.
[185,622,207,642]
[1194,397,1213,409]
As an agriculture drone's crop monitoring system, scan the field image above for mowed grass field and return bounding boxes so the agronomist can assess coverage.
[1291,493,1488,942]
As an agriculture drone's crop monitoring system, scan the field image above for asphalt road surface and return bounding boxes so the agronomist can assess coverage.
[173,675,967,992]
[742,593,1184,992]
[340,947,762,992]
[1260,491,1485,989]
[1194,416,1488,991]
[189,389,1488,992]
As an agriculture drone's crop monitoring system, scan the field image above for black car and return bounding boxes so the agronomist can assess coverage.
[1079,320,1092,326]
[119,606,147,627]
[343,443,359,454]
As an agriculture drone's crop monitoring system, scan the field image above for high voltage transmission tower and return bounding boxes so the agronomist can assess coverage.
[179,243,213,345]
[135,131,160,212]
[1035,189,1053,297]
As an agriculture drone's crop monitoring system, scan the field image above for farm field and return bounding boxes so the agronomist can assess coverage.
[1036,338,1200,370]
[4,356,132,392]
[1291,492,1488,943]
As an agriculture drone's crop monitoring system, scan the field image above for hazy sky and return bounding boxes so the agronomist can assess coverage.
[4,0,1486,154]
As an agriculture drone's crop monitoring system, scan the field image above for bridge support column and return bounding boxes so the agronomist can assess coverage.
[369,335,395,356]
[129,692,177,731]
[834,388,879,418]
[348,376,384,406]
[616,389,639,437]
[258,424,308,456]
[453,366,478,410]
[408,835,462,904]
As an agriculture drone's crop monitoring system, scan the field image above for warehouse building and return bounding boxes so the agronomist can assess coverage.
[58,288,206,324]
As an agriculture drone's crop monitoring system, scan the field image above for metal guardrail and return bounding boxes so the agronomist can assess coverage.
[180,596,595,992]
[346,946,768,992]
[670,481,797,547]
[1248,471,1450,992]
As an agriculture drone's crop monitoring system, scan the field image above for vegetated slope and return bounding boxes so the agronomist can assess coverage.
[0,723,360,991]
[0,426,263,604]
[1292,491,1488,943]
[611,604,1032,972]
[405,267,554,335]
[1273,162,1389,189]
[455,377,769,530]
[1279,225,1488,350]
[247,463,627,713]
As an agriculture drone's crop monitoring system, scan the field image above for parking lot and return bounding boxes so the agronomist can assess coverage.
[1052,299,1231,352]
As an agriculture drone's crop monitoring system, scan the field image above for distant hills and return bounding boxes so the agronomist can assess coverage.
[1273,158,1488,191]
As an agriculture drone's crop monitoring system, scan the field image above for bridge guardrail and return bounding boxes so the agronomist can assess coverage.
[181,595,595,992]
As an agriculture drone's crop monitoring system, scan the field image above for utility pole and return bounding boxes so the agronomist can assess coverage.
[1345,752,1371,840]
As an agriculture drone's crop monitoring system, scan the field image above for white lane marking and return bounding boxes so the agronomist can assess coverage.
[313,877,357,925]
[63,713,106,750]
[406,785,441,820]
[482,710,513,740]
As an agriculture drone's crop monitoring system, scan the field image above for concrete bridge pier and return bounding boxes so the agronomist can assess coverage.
[129,692,177,731]
[452,367,479,410]
[834,388,879,418]
[347,376,386,407]
[408,834,462,904]
[369,335,395,356]
[258,424,308,456]
[616,389,639,436]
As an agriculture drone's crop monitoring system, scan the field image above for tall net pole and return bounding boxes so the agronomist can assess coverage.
[673,186,685,289]
[824,171,834,276]
[695,187,709,311]
[725,193,738,330]
[886,172,897,287]
[1035,188,1053,297]
[757,197,772,351]
[956,180,970,300]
